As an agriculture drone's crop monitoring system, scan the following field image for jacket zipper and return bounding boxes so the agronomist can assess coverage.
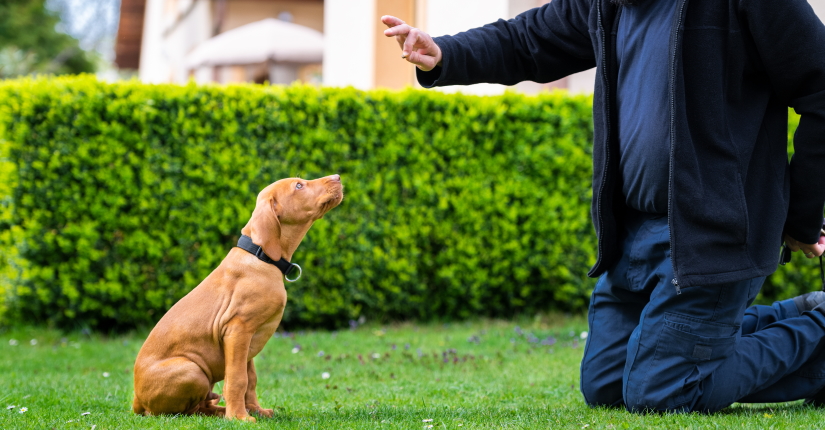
[668,0,689,293]
[594,0,611,276]
[672,278,681,295]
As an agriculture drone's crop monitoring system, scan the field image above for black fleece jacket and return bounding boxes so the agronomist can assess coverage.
[417,0,825,288]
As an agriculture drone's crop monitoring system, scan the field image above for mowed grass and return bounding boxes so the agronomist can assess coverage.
[0,315,822,429]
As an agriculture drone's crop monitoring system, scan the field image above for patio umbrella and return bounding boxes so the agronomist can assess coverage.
[185,18,324,68]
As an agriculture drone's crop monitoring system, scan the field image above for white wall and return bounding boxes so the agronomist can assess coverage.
[567,69,596,94]
[426,0,510,95]
[811,0,825,22]
[427,0,508,37]
[422,0,598,95]
[166,1,213,83]
[138,0,167,83]
[139,0,212,83]
[323,0,376,89]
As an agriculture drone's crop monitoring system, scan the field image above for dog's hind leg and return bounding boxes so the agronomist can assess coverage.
[195,391,226,416]
[134,357,211,416]
[132,396,147,415]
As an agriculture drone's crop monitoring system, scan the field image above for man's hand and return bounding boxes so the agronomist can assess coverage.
[381,15,443,72]
[784,232,825,258]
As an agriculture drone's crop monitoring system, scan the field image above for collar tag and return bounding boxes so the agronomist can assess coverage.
[236,235,302,282]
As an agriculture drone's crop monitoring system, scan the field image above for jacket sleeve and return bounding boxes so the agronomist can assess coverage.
[416,0,596,88]
[742,0,825,244]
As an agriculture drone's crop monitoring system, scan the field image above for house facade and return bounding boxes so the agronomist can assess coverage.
[118,0,825,94]
[125,0,324,84]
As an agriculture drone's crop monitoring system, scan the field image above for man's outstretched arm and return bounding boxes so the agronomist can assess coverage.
[382,0,595,88]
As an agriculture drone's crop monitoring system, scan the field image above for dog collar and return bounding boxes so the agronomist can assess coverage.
[236,235,302,282]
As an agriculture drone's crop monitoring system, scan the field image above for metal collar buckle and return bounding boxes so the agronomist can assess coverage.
[284,264,302,282]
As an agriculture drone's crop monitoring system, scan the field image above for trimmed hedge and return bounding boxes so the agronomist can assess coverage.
[0,76,597,330]
[0,76,816,331]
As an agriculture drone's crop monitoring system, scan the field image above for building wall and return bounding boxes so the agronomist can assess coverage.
[138,0,168,82]
[139,0,212,83]
[812,0,825,22]
[323,0,376,89]
[140,0,324,85]
[220,0,324,33]
[374,0,416,89]
[425,0,510,95]
[324,0,523,93]
[139,0,825,92]
[322,0,591,94]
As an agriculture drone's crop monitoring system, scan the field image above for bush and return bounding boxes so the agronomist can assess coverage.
[0,76,815,331]
[0,76,597,330]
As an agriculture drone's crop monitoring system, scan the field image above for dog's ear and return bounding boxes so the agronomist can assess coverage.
[248,198,282,260]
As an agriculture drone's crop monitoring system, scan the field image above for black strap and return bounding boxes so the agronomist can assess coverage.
[236,235,299,279]
[820,255,824,292]
[780,243,792,266]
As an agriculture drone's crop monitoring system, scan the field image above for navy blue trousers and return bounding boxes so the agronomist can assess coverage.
[580,212,825,412]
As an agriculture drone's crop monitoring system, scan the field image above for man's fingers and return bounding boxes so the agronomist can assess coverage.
[803,248,824,258]
[381,15,406,28]
[799,243,825,258]
[406,52,427,69]
[407,51,422,65]
[380,16,440,69]
[383,23,412,37]
[383,23,412,50]
[785,233,825,257]
[402,28,424,57]
[406,51,437,71]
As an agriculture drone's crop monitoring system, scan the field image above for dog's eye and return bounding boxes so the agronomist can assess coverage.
[295,183,303,190]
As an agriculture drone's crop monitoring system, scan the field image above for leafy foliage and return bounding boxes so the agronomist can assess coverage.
[0,76,595,330]
[0,76,810,331]
[0,0,96,78]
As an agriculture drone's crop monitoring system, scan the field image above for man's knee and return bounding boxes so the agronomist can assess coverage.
[624,388,688,413]
[622,363,700,413]
[623,371,714,413]
[580,373,623,408]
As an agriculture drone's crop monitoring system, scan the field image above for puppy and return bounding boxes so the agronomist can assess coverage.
[132,175,343,421]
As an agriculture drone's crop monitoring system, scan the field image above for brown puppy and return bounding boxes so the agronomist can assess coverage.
[132,175,343,421]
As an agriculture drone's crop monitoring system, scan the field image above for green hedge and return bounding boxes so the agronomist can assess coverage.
[0,76,817,331]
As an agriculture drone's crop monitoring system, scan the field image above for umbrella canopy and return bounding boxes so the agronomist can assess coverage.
[186,18,323,68]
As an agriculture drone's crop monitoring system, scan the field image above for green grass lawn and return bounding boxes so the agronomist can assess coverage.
[0,315,821,429]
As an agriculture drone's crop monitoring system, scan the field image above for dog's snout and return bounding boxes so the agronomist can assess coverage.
[328,174,341,182]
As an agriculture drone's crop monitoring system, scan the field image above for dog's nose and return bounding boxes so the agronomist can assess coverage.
[328,174,341,182]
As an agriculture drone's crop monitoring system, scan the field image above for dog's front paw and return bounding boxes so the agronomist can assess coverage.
[224,407,256,422]
[251,407,274,418]
[247,404,274,418]
[225,413,256,422]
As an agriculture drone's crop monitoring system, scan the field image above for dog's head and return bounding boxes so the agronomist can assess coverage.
[242,174,344,261]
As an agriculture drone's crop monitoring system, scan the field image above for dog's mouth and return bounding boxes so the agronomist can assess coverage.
[318,184,344,214]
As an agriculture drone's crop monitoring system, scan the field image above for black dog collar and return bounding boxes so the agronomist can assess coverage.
[236,235,302,282]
